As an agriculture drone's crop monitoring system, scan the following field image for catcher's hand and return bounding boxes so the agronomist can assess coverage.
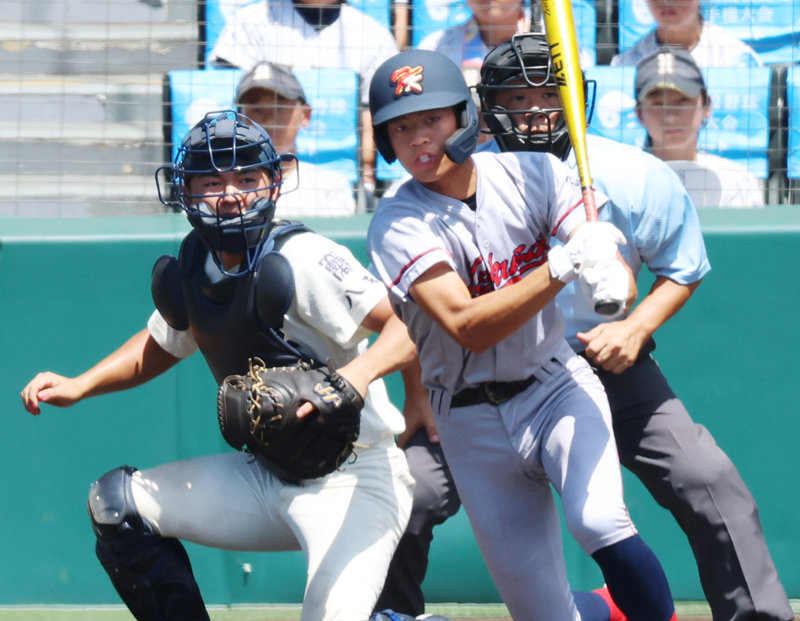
[217,358,364,480]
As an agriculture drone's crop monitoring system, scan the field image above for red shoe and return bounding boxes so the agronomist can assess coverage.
[591,587,678,621]
[592,586,627,621]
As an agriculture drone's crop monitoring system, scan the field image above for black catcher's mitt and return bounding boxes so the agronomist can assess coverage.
[217,358,364,479]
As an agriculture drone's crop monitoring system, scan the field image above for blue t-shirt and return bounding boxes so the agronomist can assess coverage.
[480,134,711,350]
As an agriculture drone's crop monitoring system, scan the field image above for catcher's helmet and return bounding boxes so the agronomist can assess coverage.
[156,110,283,275]
[478,33,593,158]
[369,49,479,165]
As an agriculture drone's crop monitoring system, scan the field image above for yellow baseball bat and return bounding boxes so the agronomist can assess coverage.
[541,0,597,220]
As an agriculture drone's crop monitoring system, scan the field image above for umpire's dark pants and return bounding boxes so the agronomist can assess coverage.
[374,429,461,617]
[595,345,793,621]
[377,342,794,621]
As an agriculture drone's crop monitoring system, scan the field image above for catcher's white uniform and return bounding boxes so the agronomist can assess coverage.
[141,230,413,621]
[368,150,638,620]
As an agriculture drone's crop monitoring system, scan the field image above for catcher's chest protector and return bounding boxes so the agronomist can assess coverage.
[152,223,313,383]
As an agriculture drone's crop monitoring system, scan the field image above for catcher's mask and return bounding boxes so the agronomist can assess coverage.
[477,32,595,159]
[156,110,289,276]
[369,49,480,165]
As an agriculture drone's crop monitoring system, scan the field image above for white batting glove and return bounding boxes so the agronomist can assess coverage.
[548,222,626,283]
[579,258,630,318]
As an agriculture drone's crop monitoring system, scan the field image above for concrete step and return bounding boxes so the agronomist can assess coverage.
[0,174,168,217]
[3,1,210,215]
[0,117,166,177]
[0,138,165,177]
[0,73,165,124]
[0,74,168,178]
[0,21,200,74]
[0,119,162,143]
[4,0,193,24]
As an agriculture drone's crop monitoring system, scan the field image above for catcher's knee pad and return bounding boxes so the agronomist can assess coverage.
[88,465,151,538]
[88,466,209,621]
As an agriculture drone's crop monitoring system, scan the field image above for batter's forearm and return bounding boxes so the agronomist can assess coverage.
[463,268,564,350]
[413,263,564,353]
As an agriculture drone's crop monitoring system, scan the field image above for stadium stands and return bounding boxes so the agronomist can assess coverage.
[168,0,800,203]
[0,0,195,215]
[164,66,361,184]
[785,65,800,202]
[200,0,393,67]
[586,65,774,181]
[705,0,800,65]
[3,0,800,212]
[617,0,799,66]
[410,0,597,66]
[410,0,473,47]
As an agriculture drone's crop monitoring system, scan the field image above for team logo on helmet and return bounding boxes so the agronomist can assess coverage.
[390,65,424,97]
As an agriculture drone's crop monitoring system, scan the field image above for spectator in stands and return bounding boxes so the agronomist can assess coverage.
[416,0,535,146]
[209,0,399,199]
[235,62,358,217]
[612,0,761,67]
[417,0,593,90]
[635,47,765,207]
[417,0,529,91]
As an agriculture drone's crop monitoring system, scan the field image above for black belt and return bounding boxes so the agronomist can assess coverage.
[451,375,538,408]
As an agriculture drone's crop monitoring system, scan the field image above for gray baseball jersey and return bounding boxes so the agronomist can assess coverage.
[368,150,602,398]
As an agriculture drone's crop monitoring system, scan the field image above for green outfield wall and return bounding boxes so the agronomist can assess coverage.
[1,207,798,606]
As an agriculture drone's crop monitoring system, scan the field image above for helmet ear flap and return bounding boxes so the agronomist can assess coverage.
[444,100,480,164]
[374,125,397,164]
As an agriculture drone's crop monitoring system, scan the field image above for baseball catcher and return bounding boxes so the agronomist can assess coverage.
[218,357,364,479]
[21,110,417,621]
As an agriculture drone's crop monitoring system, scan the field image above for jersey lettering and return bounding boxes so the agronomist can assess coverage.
[319,251,353,281]
[468,239,548,296]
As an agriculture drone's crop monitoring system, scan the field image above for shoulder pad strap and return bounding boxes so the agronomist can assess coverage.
[151,255,189,331]
[268,220,312,243]
[178,230,206,272]
[254,251,295,329]
[253,221,311,328]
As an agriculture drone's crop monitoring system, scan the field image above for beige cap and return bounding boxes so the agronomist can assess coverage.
[235,62,307,104]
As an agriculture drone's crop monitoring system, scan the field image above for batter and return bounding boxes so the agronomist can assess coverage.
[366,49,677,621]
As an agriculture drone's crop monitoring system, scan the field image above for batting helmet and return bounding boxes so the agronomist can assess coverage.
[156,110,284,275]
[369,49,479,165]
[478,33,593,158]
